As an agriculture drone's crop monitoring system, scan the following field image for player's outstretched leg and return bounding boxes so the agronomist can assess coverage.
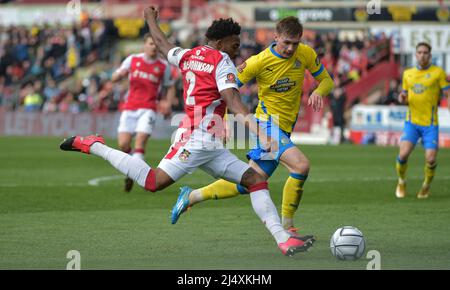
[60,135,105,153]
[278,235,315,257]
[171,186,193,224]
[60,135,154,191]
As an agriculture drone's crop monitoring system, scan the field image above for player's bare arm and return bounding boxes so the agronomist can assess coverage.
[158,84,176,117]
[143,6,176,59]
[166,84,177,106]
[308,68,334,112]
[221,87,278,153]
[111,69,128,83]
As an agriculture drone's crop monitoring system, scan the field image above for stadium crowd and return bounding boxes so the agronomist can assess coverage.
[1,18,397,115]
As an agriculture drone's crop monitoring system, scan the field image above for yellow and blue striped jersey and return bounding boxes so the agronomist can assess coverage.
[402,64,450,126]
[237,43,331,133]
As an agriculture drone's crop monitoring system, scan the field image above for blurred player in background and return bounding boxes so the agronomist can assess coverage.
[60,6,315,256]
[172,16,333,236]
[395,42,450,199]
[111,33,176,192]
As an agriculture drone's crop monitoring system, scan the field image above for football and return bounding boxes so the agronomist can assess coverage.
[330,226,365,260]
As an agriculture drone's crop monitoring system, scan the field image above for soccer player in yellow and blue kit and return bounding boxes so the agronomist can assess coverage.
[395,42,450,199]
[171,17,334,236]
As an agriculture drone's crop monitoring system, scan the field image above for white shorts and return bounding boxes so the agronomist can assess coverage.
[158,130,250,183]
[117,109,156,135]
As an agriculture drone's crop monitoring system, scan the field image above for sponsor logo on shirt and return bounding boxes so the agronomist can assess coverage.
[270,78,296,92]
[412,84,426,94]
[237,62,246,73]
[132,70,159,82]
[173,48,182,56]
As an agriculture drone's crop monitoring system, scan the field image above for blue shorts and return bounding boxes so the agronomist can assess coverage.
[246,120,295,177]
[400,121,439,150]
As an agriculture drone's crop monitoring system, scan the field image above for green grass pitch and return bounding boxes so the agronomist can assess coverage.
[0,136,449,269]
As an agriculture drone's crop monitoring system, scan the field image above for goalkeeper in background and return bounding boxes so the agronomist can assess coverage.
[395,42,450,199]
[171,16,334,235]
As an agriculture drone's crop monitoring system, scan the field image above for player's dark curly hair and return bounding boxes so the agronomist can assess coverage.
[205,18,241,41]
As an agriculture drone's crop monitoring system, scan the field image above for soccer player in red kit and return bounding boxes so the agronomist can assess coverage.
[112,33,176,192]
[60,6,314,256]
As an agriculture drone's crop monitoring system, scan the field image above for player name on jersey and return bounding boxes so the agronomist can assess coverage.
[182,60,215,73]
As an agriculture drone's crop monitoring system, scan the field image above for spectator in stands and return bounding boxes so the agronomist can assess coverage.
[379,79,400,105]
[42,96,58,113]
[43,78,60,102]
[58,92,80,113]
[23,86,43,112]
[329,78,347,145]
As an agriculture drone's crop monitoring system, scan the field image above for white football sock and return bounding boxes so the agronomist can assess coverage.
[90,143,150,187]
[250,189,290,244]
[133,152,144,160]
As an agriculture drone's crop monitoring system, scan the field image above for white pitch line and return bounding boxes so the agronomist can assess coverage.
[0,182,86,187]
[87,175,124,186]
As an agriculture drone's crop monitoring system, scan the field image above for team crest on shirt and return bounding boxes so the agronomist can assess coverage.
[225,73,237,84]
[154,66,160,73]
[425,73,431,79]
[178,149,191,162]
[137,62,141,67]
[294,59,302,69]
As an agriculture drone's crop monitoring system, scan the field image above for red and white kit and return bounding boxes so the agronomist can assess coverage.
[158,46,250,182]
[116,53,174,135]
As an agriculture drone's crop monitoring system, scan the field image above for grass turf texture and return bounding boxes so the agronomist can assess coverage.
[0,136,449,269]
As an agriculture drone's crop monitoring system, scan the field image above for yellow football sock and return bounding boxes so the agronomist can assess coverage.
[282,174,307,221]
[424,163,437,187]
[200,179,240,201]
[396,157,408,183]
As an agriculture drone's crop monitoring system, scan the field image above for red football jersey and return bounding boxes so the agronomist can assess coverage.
[167,46,238,140]
[117,53,173,111]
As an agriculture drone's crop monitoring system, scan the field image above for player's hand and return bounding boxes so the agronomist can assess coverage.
[143,6,159,22]
[260,135,279,159]
[158,99,172,119]
[398,91,408,104]
[224,120,232,143]
[308,92,323,112]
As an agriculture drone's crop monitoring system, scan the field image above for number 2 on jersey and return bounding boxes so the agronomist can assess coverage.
[185,71,196,105]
